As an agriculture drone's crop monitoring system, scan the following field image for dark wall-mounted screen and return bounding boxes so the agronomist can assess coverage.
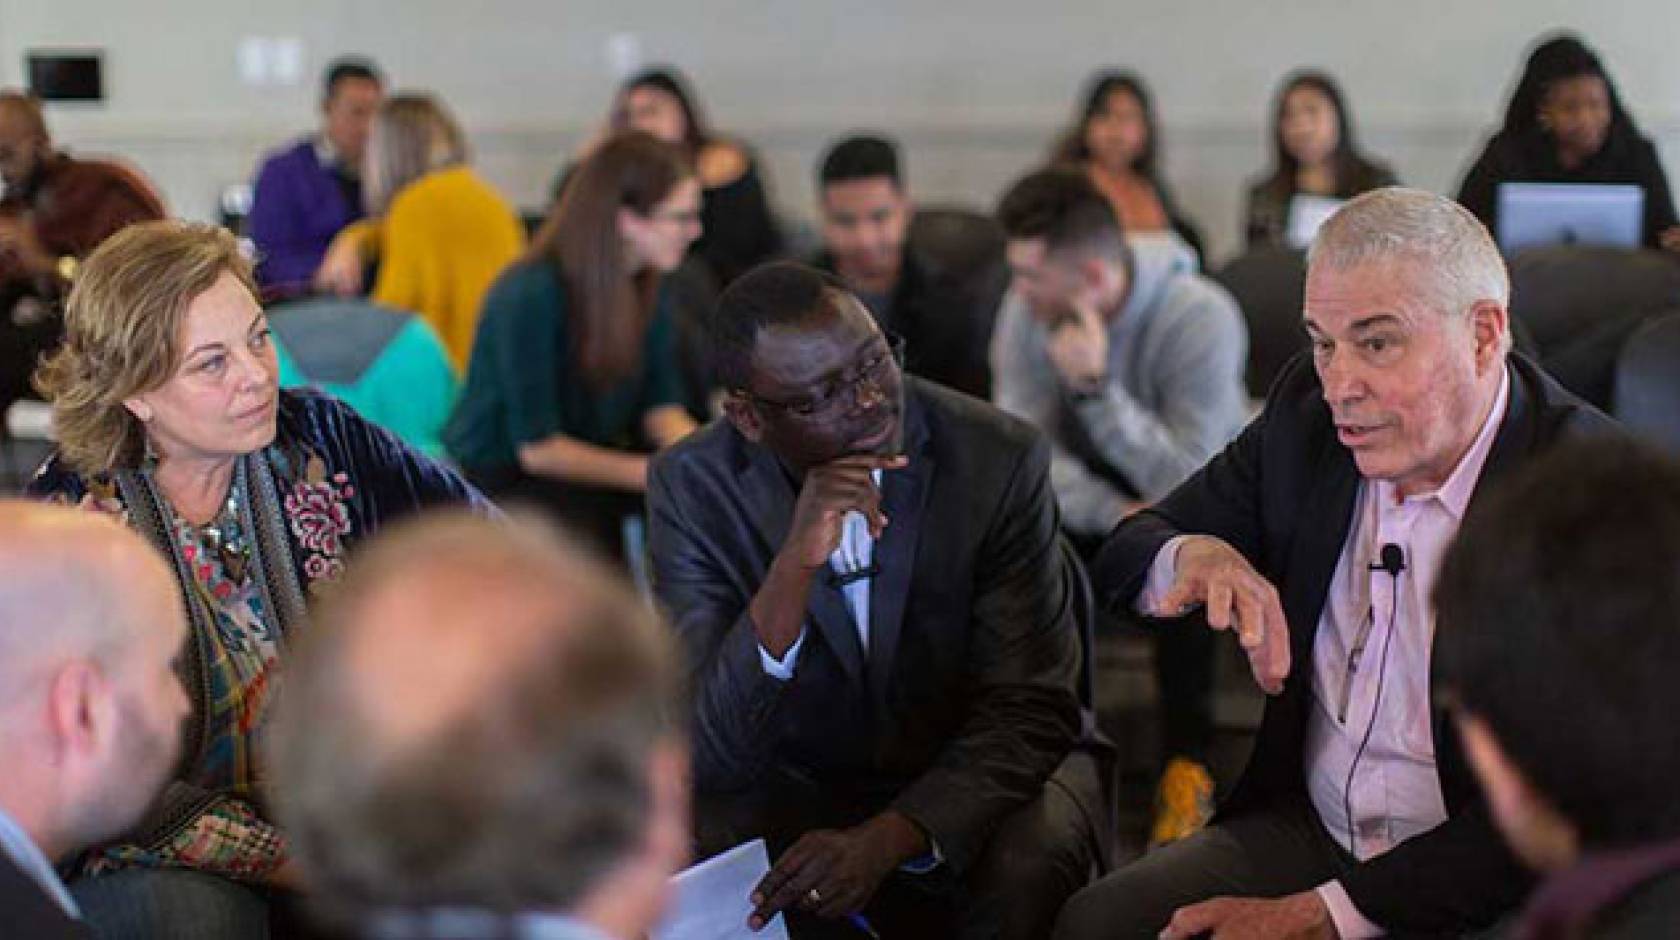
[27,52,104,102]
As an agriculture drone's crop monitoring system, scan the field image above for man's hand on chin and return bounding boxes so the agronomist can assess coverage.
[1159,891,1338,940]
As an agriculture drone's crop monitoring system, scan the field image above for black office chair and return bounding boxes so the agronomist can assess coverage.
[909,206,1007,286]
[1613,310,1680,457]
[1211,247,1308,400]
[1056,534,1120,872]
[1509,247,1680,409]
[896,206,1012,398]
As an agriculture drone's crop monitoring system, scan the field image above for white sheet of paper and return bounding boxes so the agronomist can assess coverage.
[652,838,789,940]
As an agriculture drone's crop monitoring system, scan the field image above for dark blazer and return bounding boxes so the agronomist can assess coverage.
[0,850,88,939]
[1092,352,1619,934]
[647,378,1084,874]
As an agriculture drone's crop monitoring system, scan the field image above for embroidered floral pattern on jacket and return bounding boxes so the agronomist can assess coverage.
[283,455,355,587]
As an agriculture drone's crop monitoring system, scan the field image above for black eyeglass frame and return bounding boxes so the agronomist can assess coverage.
[735,332,906,420]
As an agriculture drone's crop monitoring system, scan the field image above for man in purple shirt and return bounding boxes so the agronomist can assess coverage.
[246,57,383,297]
[1054,188,1616,940]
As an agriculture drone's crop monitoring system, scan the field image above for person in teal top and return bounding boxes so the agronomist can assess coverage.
[270,296,458,459]
[446,131,702,560]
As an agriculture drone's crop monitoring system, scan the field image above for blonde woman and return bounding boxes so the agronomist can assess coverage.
[315,93,524,370]
[28,220,487,937]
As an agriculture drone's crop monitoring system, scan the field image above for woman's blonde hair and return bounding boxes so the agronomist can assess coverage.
[363,93,468,216]
[33,220,258,474]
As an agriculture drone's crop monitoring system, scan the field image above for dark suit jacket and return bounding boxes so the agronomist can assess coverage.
[0,850,87,939]
[647,378,1083,874]
[1092,352,1619,934]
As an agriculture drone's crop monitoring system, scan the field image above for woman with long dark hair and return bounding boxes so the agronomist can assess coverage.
[447,131,700,558]
[1245,71,1398,248]
[1458,33,1680,251]
[599,66,783,287]
[1052,70,1206,261]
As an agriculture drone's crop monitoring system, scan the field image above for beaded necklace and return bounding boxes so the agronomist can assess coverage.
[194,482,251,585]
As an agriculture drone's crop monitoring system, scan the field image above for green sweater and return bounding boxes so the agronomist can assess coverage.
[445,259,684,470]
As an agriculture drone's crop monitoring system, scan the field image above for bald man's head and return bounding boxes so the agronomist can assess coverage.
[0,91,50,189]
[270,512,683,927]
[0,501,188,859]
[0,501,181,704]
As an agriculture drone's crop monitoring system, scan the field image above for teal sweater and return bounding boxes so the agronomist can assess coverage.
[272,300,458,460]
[445,260,684,470]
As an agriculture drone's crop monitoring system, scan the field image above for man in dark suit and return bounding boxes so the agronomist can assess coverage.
[1437,440,1680,938]
[0,503,189,939]
[1055,187,1618,940]
[809,135,1003,399]
[648,261,1104,940]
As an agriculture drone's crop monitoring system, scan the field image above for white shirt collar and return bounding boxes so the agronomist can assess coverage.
[0,804,78,919]
[313,134,344,169]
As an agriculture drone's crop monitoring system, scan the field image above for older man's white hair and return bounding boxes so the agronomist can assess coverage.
[1309,187,1511,327]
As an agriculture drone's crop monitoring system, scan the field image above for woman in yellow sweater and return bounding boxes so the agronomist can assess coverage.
[316,93,524,371]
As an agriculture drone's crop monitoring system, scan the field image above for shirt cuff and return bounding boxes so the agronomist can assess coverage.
[757,630,806,681]
[899,836,944,875]
[1315,881,1384,939]
[1135,535,1190,616]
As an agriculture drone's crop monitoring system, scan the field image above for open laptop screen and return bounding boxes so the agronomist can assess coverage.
[1496,182,1643,253]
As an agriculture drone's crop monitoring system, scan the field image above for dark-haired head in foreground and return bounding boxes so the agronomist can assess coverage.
[1438,438,1680,866]
[1437,437,1680,935]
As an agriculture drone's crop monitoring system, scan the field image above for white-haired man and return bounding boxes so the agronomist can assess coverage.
[0,502,189,939]
[1055,188,1618,939]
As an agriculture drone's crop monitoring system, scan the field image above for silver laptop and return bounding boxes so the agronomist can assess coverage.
[1496,182,1644,253]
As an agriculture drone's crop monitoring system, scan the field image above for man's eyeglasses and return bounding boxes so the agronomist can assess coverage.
[739,333,905,420]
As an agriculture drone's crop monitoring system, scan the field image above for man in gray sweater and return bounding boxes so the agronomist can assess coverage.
[992,167,1249,846]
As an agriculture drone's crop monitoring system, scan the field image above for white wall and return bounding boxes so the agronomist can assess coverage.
[4,0,1679,264]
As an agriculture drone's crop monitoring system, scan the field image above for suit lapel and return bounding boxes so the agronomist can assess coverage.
[739,441,867,681]
[867,394,934,706]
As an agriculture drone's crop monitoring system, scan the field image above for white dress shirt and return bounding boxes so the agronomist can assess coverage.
[754,472,943,871]
[759,472,879,679]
